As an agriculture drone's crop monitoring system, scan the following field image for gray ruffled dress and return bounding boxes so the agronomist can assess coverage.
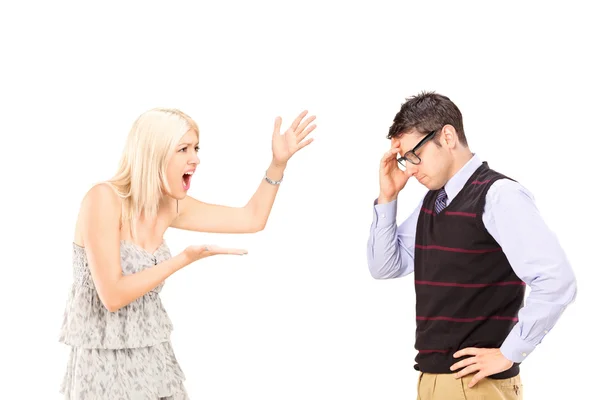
[59,240,189,399]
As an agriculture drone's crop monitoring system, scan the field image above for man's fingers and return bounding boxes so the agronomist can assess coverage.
[450,356,477,371]
[380,148,401,164]
[454,347,479,358]
[468,371,487,388]
[454,363,480,379]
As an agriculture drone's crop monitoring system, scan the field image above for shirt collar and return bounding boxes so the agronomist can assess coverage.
[444,153,482,204]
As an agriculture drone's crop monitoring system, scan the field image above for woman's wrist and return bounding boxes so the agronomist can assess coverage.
[267,159,287,180]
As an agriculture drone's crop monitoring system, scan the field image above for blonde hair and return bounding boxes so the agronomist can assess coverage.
[107,108,199,238]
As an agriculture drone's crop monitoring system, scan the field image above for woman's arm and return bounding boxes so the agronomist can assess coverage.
[171,160,285,233]
[81,184,191,312]
[171,111,316,234]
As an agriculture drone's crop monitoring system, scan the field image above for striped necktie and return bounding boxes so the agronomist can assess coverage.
[435,187,447,214]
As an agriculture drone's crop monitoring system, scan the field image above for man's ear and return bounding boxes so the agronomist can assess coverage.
[440,125,458,149]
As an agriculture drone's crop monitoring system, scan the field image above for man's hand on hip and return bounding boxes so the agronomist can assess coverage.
[450,347,514,388]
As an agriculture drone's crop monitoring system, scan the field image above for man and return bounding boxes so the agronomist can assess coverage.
[367,92,576,399]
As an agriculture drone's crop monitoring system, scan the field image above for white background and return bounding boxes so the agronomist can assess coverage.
[1,1,598,399]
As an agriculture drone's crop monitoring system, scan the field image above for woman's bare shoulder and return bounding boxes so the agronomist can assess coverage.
[83,182,122,206]
[74,182,123,245]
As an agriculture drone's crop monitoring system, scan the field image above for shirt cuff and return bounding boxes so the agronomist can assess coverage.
[500,328,537,363]
[373,198,397,229]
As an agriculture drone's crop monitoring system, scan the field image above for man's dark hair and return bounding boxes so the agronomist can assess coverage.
[387,91,468,146]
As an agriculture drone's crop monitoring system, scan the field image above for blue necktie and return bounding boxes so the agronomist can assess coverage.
[435,187,447,214]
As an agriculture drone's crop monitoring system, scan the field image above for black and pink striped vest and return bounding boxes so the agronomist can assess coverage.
[413,162,524,379]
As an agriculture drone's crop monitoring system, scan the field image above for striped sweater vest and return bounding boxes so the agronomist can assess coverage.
[413,161,525,379]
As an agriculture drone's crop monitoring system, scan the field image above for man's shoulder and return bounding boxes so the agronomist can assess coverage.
[487,178,536,204]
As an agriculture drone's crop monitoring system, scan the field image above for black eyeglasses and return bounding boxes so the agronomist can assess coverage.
[397,130,438,170]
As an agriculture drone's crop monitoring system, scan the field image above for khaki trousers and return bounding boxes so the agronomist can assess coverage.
[417,372,523,400]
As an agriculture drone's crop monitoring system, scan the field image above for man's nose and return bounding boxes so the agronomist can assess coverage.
[405,162,418,176]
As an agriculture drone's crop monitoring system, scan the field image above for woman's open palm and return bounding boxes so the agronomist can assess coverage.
[271,110,317,165]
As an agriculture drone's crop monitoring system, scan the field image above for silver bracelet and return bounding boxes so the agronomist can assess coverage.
[264,170,283,185]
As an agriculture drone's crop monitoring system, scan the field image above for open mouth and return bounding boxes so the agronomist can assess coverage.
[182,171,193,190]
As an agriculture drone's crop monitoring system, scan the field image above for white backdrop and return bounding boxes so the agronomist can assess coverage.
[1,1,598,399]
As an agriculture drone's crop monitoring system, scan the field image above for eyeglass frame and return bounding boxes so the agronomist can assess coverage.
[396,129,439,168]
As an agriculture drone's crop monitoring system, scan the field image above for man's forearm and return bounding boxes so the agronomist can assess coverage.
[367,198,418,279]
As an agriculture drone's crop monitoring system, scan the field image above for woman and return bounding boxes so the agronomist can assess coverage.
[58,108,316,399]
